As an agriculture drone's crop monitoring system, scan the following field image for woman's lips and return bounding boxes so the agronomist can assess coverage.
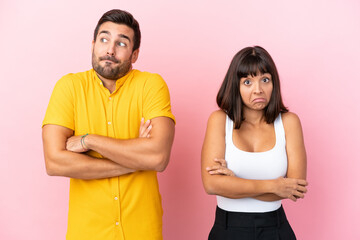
[252,98,266,103]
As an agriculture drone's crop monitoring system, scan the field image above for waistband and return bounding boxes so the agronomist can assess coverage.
[214,205,288,228]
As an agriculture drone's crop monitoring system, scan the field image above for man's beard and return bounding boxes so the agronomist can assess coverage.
[92,52,132,80]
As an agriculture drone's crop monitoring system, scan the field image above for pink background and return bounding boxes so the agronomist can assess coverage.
[1,0,359,239]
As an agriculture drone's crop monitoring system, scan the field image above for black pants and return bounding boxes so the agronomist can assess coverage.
[208,205,296,240]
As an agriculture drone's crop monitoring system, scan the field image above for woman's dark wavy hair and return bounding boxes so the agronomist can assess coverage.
[216,46,288,129]
[93,9,141,51]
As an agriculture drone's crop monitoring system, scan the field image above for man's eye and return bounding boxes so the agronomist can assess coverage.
[118,42,126,47]
[100,38,108,43]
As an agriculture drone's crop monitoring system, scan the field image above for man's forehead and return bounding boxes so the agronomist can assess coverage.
[98,22,134,38]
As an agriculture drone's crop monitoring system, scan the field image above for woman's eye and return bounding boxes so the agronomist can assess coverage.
[262,77,270,83]
[244,80,251,85]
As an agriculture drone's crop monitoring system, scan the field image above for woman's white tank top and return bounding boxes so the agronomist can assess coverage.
[216,114,287,212]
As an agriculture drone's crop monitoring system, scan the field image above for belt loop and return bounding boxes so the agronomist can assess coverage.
[254,223,257,240]
[276,208,281,240]
[225,210,228,229]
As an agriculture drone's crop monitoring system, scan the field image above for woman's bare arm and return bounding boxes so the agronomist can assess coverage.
[201,110,307,200]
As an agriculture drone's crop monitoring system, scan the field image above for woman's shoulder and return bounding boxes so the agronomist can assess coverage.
[281,112,302,131]
[206,110,227,132]
[208,110,227,123]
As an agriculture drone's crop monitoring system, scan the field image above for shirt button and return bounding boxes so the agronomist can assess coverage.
[114,197,118,200]
[109,97,112,100]
[108,121,111,125]
[115,222,119,226]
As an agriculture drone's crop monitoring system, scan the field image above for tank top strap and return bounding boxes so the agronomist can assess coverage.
[274,113,286,147]
[225,114,233,143]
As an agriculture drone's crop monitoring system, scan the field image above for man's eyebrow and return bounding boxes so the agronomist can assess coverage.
[118,34,131,42]
[99,30,110,36]
[98,31,131,42]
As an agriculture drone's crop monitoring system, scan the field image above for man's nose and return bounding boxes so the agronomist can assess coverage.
[107,44,116,56]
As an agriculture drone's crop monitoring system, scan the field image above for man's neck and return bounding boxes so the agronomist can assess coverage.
[95,68,133,94]
[98,76,116,93]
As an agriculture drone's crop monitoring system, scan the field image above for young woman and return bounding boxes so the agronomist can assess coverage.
[201,46,307,240]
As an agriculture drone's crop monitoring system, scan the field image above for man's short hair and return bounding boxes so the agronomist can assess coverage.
[93,9,141,51]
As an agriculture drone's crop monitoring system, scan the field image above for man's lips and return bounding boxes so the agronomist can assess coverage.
[99,56,119,63]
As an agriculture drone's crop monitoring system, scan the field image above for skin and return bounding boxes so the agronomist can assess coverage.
[65,116,174,172]
[201,73,307,202]
[43,119,152,179]
[91,21,139,93]
[43,22,175,179]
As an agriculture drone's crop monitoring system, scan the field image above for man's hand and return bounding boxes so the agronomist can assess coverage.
[66,134,88,153]
[66,118,152,153]
[139,118,152,138]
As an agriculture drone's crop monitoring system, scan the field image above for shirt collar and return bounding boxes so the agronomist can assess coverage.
[92,69,134,94]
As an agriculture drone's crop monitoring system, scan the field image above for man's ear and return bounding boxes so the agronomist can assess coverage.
[131,49,140,63]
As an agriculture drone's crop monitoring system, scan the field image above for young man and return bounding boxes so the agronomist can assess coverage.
[42,9,175,240]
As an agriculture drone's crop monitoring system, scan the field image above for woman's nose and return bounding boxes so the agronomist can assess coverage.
[253,82,263,94]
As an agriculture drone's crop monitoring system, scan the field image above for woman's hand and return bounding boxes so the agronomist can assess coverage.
[206,158,235,177]
[139,118,152,138]
[272,177,308,201]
